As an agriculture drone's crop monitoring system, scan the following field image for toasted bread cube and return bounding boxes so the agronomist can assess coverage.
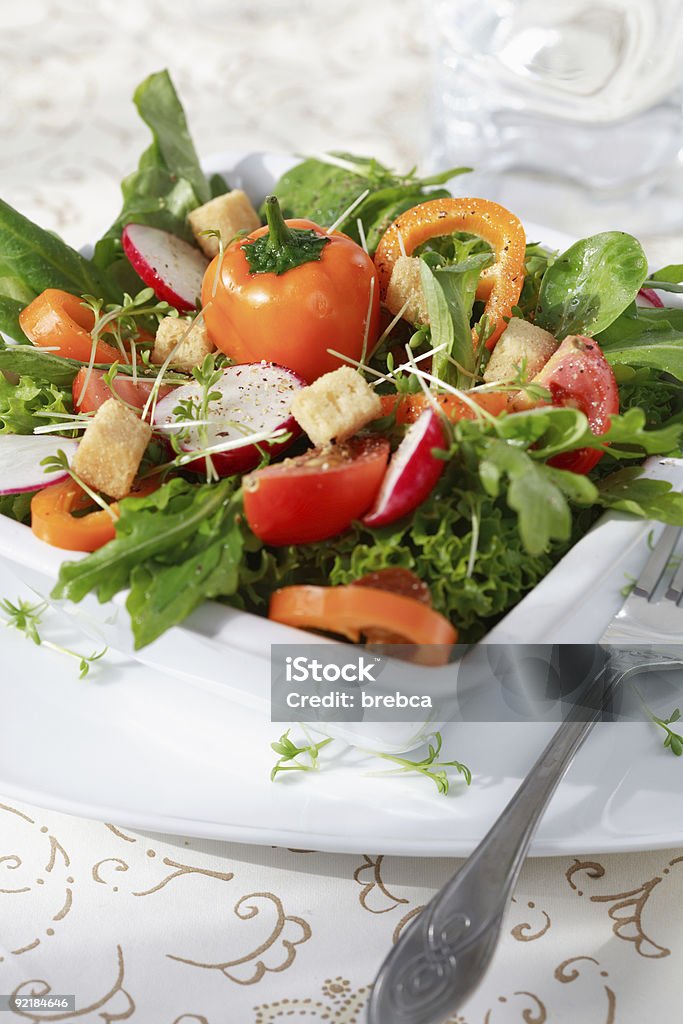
[483,317,558,384]
[290,366,382,447]
[72,399,151,500]
[152,316,215,371]
[188,190,261,258]
[384,256,429,326]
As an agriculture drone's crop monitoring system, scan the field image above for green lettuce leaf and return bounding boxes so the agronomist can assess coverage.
[93,70,222,293]
[536,232,648,339]
[270,153,469,252]
[0,375,71,434]
[597,306,683,381]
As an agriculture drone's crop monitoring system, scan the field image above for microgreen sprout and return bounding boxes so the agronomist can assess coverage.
[269,730,471,795]
[79,288,175,405]
[41,449,117,521]
[365,733,472,795]
[1,597,107,679]
[635,688,683,756]
[270,729,334,781]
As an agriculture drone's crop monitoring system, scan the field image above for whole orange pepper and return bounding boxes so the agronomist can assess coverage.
[201,196,380,383]
[374,197,526,349]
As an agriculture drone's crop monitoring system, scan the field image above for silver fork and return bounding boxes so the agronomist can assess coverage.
[367,524,683,1024]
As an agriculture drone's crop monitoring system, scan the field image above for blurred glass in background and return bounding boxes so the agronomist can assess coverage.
[429,0,683,238]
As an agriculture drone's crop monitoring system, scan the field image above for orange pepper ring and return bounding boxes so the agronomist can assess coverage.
[31,476,159,552]
[374,197,527,349]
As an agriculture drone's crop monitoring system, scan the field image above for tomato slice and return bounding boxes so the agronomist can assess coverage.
[269,583,457,660]
[72,367,174,415]
[31,477,159,552]
[380,390,509,425]
[243,436,390,545]
[514,335,619,474]
[19,289,123,363]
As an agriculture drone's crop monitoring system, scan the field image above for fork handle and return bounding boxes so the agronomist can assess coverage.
[368,654,620,1024]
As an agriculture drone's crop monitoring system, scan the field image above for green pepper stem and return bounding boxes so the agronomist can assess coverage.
[263,195,294,250]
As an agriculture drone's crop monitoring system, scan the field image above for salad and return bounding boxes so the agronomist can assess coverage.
[1,70,682,654]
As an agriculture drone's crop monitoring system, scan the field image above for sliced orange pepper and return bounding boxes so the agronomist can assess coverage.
[31,476,159,552]
[374,198,526,349]
[19,289,123,363]
[380,390,509,425]
[269,584,457,663]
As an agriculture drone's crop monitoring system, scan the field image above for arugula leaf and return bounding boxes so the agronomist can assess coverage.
[536,232,648,339]
[477,437,596,554]
[597,306,683,381]
[270,153,468,252]
[515,242,556,320]
[596,468,683,523]
[53,478,245,649]
[93,70,220,292]
[0,375,71,434]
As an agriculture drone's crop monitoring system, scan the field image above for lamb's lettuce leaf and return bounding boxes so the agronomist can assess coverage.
[536,232,648,339]
[597,306,683,381]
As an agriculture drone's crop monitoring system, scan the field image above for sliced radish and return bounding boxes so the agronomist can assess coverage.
[637,287,664,308]
[122,223,209,312]
[363,408,447,528]
[152,361,305,476]
[0,435,80,495]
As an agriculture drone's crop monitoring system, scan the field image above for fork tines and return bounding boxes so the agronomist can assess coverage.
[634,525,682,602]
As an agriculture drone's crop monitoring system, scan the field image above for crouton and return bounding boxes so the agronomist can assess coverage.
[72,399,151,500]
[384,256,429,326]
[290,366,382,447]
[188,190,261,258]
[152,316,215,371]
[483,318,558,384]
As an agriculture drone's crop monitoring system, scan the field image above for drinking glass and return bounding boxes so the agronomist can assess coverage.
[429,0,683,239]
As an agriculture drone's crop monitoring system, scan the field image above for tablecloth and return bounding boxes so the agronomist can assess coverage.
[1,2,682,1020]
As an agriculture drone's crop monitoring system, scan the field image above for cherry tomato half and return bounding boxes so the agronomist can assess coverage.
[243,436,390,546]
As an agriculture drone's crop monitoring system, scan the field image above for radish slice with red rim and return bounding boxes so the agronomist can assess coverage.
[0,435,80,495]
[152,361,305,477]
[637,287,664,308]
[122,223,209,312]
[363,408,448,528]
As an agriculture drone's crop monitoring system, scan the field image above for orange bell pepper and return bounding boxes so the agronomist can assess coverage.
[269,583,457,662]
[19,289,123,363]
[31,476,159,552]
[380,390,509,425]
[374,198,526,349]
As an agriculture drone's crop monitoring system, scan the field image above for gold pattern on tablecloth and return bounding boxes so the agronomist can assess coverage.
[554,957,616,1024]
[253,981,370,1023]
[167,891,312,984]
[9,945,135,1022]
[565,855,681,958]
[0,803,73,961]
[509,897,552,942]
[484,991,547,1024]
[352,855,409,914]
